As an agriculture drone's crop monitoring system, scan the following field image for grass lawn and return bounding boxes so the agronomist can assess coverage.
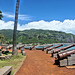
[0,52,26,75]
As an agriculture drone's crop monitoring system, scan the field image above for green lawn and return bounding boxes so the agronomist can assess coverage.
[0,52,26,74]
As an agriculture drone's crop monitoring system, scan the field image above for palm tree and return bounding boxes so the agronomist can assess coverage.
[0,11,3,20]
[12,0,20,55]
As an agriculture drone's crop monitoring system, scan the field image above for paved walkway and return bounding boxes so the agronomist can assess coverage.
[16,50,75,75]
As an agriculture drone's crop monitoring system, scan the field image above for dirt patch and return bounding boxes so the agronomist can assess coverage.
[0,46,2,49]
[15,49,75,75]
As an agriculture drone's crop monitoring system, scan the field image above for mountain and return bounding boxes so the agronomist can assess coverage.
[0,29,75,44]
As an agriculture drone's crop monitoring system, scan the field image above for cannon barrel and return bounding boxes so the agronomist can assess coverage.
[6,45,13,49]
[9,46,13,49]
[30,45,37,50]
[57,49,75,60]
[43,44,53,49]
[53,44,75,53]
[19,45,25,49]
[47,44,63,51]
[1,45,8,49]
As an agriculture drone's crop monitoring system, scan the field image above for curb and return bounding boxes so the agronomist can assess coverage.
[13,56,26,75]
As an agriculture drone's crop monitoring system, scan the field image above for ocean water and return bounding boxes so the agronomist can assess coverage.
[24,44,75,50]
[25,45,49,49]
[35,45,48,48]
[47,44,68,49]
[35,44,61,48]
[25,46,32,48]
[55,44,75,50]
[57,44,69,49]
[67,46,75,50]
[48,44,58,48]
[46,44,70,49]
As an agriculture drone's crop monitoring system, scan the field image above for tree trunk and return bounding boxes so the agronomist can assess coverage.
[12,0,20,55]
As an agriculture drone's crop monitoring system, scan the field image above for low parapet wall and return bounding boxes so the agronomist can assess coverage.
[0,66,12,75]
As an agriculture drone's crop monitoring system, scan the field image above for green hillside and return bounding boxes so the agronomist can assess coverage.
[0,29,75,44]
[0,33,6,44]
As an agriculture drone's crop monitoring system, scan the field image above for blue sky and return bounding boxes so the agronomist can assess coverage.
[0,0,75,23]
[0,0,75,34]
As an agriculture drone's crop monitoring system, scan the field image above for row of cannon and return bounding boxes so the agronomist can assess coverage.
[41,44,75,66]
[0,44,36,54]
[24,43,75,66]
[0,43,75,66]
[0,44,26,50]
[0,44,28,57]
[24,44,75,61]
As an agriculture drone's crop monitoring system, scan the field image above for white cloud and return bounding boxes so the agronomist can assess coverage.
[0,20,14,30]
[24,20,75,34]
[3,13,31,21]
[0,19,75,34]
[0,20,25,30]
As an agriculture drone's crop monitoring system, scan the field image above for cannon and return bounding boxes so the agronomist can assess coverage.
[30,45,37,50]
[53,44,75,53]
[6,45,13,49]
[53,49,70,58]
[46,44,63,54]
[55,50,75,66]
[19,45,25,49]
[21,48,24,53]
[9,46,13,49]
[57,49,75,60]
[51,44,75,57]
[42,44,53,51]
[1,46,6,49]
[0,51,2,56]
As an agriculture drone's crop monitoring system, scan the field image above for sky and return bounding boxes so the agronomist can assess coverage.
[0,0,75,34]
